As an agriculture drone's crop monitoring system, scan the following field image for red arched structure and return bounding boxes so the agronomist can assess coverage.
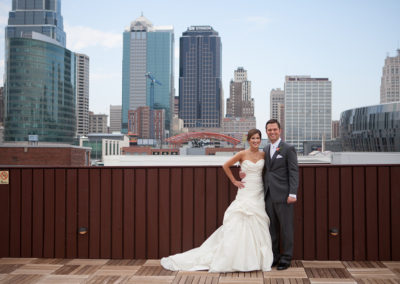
[166,132,240,147]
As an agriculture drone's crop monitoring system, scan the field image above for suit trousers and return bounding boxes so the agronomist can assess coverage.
[265,190,294,264]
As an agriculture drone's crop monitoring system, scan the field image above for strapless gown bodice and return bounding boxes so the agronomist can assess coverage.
[161,159,273,272]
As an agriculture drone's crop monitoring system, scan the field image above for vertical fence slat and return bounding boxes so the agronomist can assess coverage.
[170,168,182,254]
[182,168,194,251]
[217,167,229,227]
[205,168,217,239]
[55,169,66,258]
[378,167,391,260]
[21,169,32,257]
[328,167,340,260]
[135,169,146,258]
[340,167,353,260]
[123,169,135,258]
[303,167,315,260]
[66,169,77,258]
[43,169,55,257]
[293,167,303,260]
[89,169,101,258]
[9,169,21,257]
[316,167,328,260]
[159,168,170,257]
[100,169,112,258]
[147,168,158,259]
[194,168,205,247]
[391,166,400,260]
[0,169,10,257]
[365,167,378,260]
[78,169,89,258]
[32,169,44,257]
[353,167,365,260]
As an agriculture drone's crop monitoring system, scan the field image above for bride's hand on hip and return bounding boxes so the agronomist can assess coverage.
[232,180,245,189]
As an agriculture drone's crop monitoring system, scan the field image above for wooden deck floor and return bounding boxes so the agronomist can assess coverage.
[0,258,399,283]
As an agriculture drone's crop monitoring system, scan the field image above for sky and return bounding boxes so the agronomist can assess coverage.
[0,0,399,132]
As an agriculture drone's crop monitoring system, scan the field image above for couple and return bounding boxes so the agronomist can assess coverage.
[161,119,299,272]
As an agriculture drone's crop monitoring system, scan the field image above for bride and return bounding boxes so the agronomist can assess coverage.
[161,129,273,272]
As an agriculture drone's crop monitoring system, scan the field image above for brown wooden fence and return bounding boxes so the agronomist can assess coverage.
[0,165,399,260]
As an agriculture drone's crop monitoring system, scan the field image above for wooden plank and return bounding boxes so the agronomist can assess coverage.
[89,169,101,258]
[123,168,135,258]
[170,168,182,254]
[315,167,328,260]
[32,169,44,257]
[340,167,353,260]
[378,167,391,260]
[54,169,66,258]
[205,168,217,239]
[100,169,112,258]
[43,169,55,258]
[328,167,340,260]
[9,169,21,257]
[111,169,123,259]
[365,167,378,260]
[21,169,33,257]
[182,168,194,251]
[303,167,315,260]
[147,168,159,259]
[0,168,10,257]
[66,169,77,258]
[159,168,170,258]
[217,167,229,227]
[194,168,205,247]
[391,166,400,260]
[77,169,89,258]
[353,166,365,260]
[135,169,147,258]
[293,166,303,260]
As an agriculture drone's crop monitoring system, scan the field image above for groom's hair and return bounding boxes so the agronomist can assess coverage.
[266,119,281,129]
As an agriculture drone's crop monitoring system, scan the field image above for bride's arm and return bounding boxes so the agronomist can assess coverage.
[223,151,245,189]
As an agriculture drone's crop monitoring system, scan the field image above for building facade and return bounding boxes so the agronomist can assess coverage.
[179,26,222,128]
[89,112,108,133]
[122,15,174,134]
[340,102,400,152]
[221,117,256,143]
[380,49,400,103]
[270,88,285,120]
[128,107,165,140]
[284,76,332,154]
[75,53,90,136]
[0,87,3,125]
[226,67,254,118]
[3,0,76,143]
[332,120,340,139]
[110,105,122,133]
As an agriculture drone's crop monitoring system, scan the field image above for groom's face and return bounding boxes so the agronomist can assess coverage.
[266,123,281,144]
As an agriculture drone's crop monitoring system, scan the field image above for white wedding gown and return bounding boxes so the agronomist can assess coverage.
[161,159,273,272]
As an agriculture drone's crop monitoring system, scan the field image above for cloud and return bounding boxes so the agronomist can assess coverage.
[246,16,270,27]
[64,24,122,51]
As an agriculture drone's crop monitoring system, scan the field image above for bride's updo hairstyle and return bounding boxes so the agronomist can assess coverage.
[247,129,262,141]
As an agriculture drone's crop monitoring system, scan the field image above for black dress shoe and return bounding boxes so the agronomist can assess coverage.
[277,262,290,270]
[272,260,279,267]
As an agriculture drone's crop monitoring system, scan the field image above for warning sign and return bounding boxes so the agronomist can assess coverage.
[0,171,9,184]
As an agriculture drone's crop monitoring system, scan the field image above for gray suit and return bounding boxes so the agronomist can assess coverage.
[263,141,298,264]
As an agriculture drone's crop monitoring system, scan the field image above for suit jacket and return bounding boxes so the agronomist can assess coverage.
[263,141,299,203]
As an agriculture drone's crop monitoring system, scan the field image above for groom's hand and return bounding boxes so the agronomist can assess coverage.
[287,196,297,204]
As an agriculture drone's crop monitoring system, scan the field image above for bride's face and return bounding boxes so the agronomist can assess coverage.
[248,133,261,148]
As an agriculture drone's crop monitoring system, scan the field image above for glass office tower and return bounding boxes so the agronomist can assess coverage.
[121,15,174,134]
[179,26,222,128]
[4,0,76,143]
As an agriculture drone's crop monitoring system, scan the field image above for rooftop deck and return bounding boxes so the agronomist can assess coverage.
[0,258,399,283]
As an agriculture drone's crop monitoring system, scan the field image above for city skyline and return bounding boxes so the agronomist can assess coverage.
[0,0,399,132]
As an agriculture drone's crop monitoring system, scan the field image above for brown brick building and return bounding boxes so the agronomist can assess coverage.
[0,143,91,166]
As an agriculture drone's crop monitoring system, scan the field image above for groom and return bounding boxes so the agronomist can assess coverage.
[263,119,298,270]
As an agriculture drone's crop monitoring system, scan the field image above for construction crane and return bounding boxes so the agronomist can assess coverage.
[145,72,162,139]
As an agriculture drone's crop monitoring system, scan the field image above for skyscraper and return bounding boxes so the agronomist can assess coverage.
[284,76,332,154]
[110,105,122,133]
[121,15,174,135]
[179,26,222,128]
[380,49,400,103]
[270,88,285,120]
[75,53,90,136]
[4,0,76,143]
[89,112,108,134]
[226,67,254,118]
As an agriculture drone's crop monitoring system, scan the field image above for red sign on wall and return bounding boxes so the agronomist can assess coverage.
[0,171,9,184]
